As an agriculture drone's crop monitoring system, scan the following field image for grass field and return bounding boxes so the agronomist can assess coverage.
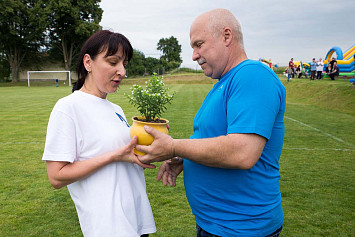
[0,74,354,236]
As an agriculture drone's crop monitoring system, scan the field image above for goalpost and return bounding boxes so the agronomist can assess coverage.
[27,71,72,87]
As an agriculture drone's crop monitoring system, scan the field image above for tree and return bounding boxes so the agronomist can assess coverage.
[0,52,10,82]
[125,50,165,77]
[157,36,182,70]
[145,57,161,75]
[46,0,103,72]
[126,49,146,76]
[0,0,48,81]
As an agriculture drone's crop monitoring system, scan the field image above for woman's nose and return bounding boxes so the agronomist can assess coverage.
[116,63,126,77]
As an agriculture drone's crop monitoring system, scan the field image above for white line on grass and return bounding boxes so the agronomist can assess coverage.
[285,116,354,148]
[0,142,43,144]
[283,147,352,151]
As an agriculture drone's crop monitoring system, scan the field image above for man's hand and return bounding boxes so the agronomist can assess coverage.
[136,126,175,164]
[157,157,184,187]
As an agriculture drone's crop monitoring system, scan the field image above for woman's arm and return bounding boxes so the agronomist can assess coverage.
[46,136,155,189]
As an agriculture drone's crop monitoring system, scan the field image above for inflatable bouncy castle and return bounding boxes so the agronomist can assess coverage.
[324,44,355,76]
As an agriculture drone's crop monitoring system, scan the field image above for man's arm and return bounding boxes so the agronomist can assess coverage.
[137,126,266,169]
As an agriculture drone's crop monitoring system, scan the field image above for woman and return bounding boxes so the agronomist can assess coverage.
[326,63,332,75]
[42,30,156,237]
[316,58,324,79]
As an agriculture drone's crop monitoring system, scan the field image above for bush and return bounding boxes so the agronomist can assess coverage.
[126,73,175,121]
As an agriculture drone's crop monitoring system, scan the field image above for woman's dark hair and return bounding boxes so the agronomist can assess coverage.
[72,30,133,92]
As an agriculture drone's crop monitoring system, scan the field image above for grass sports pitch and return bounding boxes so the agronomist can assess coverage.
[0,74,354,236]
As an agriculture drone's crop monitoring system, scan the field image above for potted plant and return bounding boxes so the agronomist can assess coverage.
[127,73,175,155]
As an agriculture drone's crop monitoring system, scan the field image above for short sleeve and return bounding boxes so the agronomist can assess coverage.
[226,64,282,139]
[42,109,77,163]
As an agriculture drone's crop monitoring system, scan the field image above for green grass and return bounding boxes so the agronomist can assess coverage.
[0,75,354,236]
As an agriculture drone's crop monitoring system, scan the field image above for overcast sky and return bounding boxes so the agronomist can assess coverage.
[99,0,355,68]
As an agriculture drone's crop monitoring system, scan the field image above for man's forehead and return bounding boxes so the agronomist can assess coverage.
[190,27,208,46]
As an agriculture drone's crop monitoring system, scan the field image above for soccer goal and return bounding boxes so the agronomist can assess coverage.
[27,71,72,87]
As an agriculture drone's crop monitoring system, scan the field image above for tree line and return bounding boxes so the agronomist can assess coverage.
[0,0,182,82]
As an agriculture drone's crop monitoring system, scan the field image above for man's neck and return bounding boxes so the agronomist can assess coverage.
[228,48,248,71]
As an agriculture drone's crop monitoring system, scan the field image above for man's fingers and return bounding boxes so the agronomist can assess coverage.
[168,175,176,187]
[135,144,149,156]
[144,125,162,137]
[157,164,166,181]
[136,151,152,165]
[162,171,168,186]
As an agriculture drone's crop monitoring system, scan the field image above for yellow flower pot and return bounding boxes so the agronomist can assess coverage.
[130,116,169,155]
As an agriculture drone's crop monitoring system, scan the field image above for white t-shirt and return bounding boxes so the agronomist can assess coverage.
[43,91,156,237]
[316,61,324,71]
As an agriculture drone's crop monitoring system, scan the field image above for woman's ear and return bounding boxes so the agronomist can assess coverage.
[83,54,92,72]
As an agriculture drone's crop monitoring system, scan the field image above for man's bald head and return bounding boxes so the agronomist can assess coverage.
[191,9,244,49]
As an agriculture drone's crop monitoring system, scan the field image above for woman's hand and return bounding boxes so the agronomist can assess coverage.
[46,136,155,189]
[111,135,156,169]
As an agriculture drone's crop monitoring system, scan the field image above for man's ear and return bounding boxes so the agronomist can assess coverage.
[222,27,233,46]
[83,54,92,72]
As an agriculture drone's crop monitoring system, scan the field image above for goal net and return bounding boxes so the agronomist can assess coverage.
[27,71,72,87]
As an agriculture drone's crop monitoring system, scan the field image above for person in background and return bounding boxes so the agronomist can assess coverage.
[328,61,339,80]
[137,8,286,237]
[326,63,332,76]
[284,67,289,78]
[304,66,309,79]
[287,66,292,82]
[296,64,303,78]
[329,57,337,68]
[316,58,324,79]
[289,57,295,78]
[310,58,317,80]
[42,30,156,237]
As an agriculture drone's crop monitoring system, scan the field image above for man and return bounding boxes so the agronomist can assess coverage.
[288,57,294,80]
[310,58,317,80]
[328,61,339,80]
[137,9,286,237]
[329,57,337,69]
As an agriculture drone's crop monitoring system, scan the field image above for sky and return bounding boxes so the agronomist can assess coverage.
[99,0,355,68]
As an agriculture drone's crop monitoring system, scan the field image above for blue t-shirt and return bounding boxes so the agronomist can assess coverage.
[184,60,286,237]
[310,62,317,71]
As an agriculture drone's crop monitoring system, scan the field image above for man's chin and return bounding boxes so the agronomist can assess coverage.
[202,68,212,78]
